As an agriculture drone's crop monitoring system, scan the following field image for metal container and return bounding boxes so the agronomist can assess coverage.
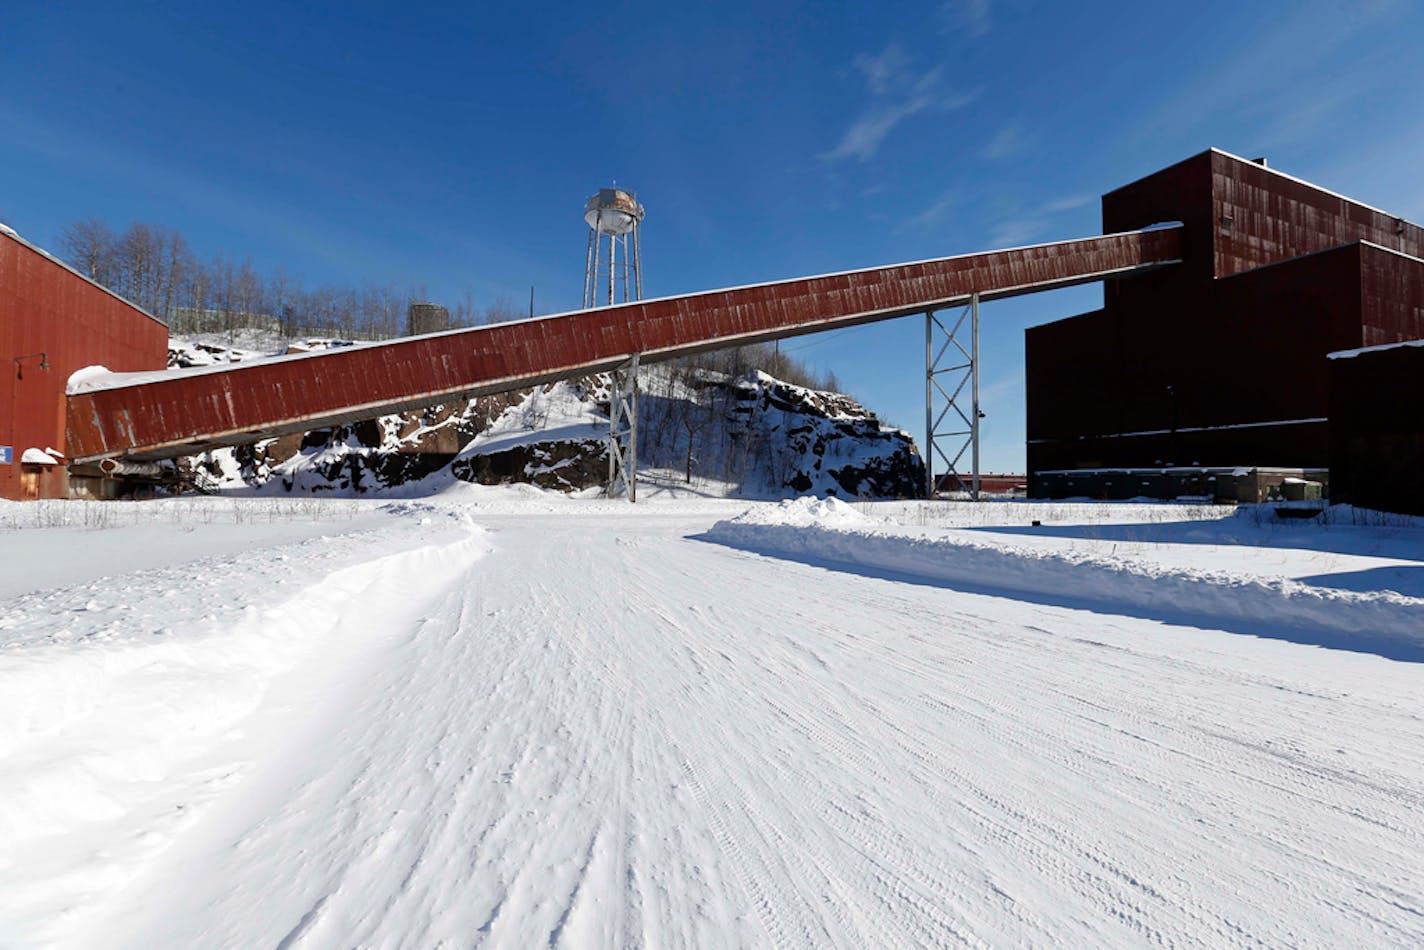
[584,189,645,235]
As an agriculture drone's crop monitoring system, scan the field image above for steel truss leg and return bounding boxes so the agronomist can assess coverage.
[607,353,640,502]
[925,293,981,500]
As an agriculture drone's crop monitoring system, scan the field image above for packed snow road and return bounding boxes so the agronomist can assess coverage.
[3,498,1423,947]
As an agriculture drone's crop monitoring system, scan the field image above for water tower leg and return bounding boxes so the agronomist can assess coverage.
[583,229,596,309]
[607,353,640,502]
[633,224,643,299]
[589,230,602,311]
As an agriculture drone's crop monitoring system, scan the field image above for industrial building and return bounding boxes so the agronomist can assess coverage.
[5,149,1423,510]
[1027,149,1424,501]
[0,226,168,500]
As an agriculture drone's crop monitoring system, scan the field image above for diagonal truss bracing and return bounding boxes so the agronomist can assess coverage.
[607,354,639,502]
[925,293,980,499]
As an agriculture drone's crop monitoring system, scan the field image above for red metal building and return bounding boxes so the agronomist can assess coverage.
[1027,149,1424,495]
[0,227,168,500]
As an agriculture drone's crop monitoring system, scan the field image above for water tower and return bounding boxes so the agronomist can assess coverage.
[582,187,644,308]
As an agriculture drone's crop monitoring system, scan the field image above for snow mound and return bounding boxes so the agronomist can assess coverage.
[726,495,870,528]
[67,365,112,390]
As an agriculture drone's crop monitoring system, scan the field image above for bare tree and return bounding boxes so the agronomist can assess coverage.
[116,223,162,314]
[483,295,524,325]
[59,218,116,286]
[268,266,296,336]
[160,229,192,323]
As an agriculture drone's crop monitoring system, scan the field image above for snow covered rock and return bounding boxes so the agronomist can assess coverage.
[174,337,923,499]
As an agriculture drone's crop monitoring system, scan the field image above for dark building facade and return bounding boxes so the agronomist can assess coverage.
[1329,342,1424,516]
[1027,150,1424,495]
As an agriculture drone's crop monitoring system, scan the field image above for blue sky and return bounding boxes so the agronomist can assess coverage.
[5,1,1423,471]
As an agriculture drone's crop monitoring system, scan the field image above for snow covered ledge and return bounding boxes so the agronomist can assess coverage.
[19,448,60,466]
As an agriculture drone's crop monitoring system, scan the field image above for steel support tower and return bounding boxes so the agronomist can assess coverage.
[925,293,981,499]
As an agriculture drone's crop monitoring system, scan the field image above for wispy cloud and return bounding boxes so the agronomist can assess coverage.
[943,0,992,38]
[979,123,1028,161]
[1040,194,1092,213]
[981,193,1094,247]
[1140,0,1403,150]
[853,45,911,96]
[979,368,1025,404]
[987,218,1046,249]
[899,188,959,231]
[820,45,977,163]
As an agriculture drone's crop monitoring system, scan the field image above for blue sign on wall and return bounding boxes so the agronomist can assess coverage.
[0,446,11,465]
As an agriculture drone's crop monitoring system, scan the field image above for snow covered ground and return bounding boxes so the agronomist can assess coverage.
[2,493,1423,947]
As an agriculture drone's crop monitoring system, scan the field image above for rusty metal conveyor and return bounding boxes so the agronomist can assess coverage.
[66,226,1181,462]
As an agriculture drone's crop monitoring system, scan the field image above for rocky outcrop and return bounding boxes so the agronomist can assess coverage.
[180,342,923,498]
[722,373,923,498]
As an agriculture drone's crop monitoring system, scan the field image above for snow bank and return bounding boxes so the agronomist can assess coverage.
[0,513,487,945]
[705,512,1424,656]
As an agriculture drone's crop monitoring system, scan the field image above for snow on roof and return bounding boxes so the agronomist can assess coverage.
[1328,338,1424,360]
[21,448,60,466]
[67,365,114,389]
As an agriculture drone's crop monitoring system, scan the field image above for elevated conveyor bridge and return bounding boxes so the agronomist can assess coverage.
[67,226,1182,494]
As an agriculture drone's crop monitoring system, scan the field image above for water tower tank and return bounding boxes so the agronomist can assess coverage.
[584,188,644,235]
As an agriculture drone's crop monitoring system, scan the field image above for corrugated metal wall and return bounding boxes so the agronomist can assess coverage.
[1,232,168,500]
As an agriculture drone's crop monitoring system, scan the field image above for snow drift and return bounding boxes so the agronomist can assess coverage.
[706,498,1424,658]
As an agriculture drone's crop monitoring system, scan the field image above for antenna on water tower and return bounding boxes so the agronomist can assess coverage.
[582,186,644,308]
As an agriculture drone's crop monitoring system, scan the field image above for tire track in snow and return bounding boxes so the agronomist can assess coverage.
[61,507,1424,948]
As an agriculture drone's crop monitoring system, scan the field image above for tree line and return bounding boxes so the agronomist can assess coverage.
[56,217,522,338]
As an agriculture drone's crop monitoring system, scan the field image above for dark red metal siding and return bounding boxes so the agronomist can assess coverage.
[1207,244,1365,424]
[1025,308,1121,443]
[1103,151,1217,283]
[1360,244,1424,346]
[1029,247,1365,473]
[1,233,168,499]
[1330,344,1424,515]
[67,228,1182,462]
[1211,151,1424,278]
